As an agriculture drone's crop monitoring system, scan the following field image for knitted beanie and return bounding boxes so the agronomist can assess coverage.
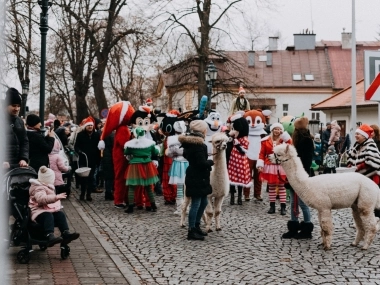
[190,120,207,134]
[26,114,41,127]
[270,123,284,132]
[5,88,21,106]
[38,166,55,185]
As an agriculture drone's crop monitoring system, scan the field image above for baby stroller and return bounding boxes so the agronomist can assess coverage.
[6,167,71,264]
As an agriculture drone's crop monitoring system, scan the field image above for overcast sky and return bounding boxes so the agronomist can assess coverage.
[260,0,380,49]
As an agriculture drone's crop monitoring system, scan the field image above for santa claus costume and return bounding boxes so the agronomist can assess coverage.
[98,101,135,208]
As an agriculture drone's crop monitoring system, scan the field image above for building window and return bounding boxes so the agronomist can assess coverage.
[292,73,302,81]
[283,112,288,117]
[211,102,217,110]
[305,74,314,81]
[283,104,288,111]
[311,112,320,121]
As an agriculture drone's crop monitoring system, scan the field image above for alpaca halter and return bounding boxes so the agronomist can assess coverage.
[273,152,289,165]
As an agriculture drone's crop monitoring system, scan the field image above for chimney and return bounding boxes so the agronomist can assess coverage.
[268,36,279,51]
[294,30,316,50]
[266,51,272,67]
[248,50,255,67]
[341,29,352,49]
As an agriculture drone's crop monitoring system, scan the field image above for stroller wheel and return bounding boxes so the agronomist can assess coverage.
[17,249,30,264]
[39,244,47,251]
[60,245,70,260]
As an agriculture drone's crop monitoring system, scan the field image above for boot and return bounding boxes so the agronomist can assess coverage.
[237,187,243,205]
[230,193,235,205]
[86,194,92,202]
[187,228,205,241]
[280,203,286,215]
[124,205,134,214]
[151,202,157,212]
[46,233,63,247]
[282,221,300,239]
[294,222,314,239]
[61,230,80,244]
[173,198,183,215]
[105,193,114,201]
[195,223,208,236]
[79,194,85,201]
[267,202,275,214]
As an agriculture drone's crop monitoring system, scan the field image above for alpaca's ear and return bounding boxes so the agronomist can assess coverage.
[285,144,290,154]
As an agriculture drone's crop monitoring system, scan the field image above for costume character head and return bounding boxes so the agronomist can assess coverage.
[243,109,271,136]
[229,112,249,139]
[204,110,221,136]
[130,106,157,131]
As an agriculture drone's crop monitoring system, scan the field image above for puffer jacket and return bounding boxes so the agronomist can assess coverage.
[28,179,61,222]
[328,122,341,145]
[6,114,29,167]
[178,133,214,197]
[48,140,70,186]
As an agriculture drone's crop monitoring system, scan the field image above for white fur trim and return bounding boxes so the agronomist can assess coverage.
[119,101,130,125]
[355,129,369,139]
[83,122,94,127]
[262,110,272,116]
[270,123,284,132]
[257,159,264,168]
[98,140,105,150]
[230,113,242,122]
[124,137,155,149]
[280,131,291,142]
[166,113,178,118]
[167,135,180,147]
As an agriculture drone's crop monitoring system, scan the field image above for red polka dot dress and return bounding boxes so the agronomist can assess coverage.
[228,137,252,188]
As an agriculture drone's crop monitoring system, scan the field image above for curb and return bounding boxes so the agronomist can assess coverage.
[70,200,140,285]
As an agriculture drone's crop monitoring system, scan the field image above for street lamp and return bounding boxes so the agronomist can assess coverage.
[20,82,29,118]
[38,0,52,126]
[205,60,218,110]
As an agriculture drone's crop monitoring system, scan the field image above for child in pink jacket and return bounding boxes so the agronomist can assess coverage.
[48,139,71,196]
[28,166,79,247]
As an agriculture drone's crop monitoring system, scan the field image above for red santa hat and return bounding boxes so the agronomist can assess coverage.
[355,124,373,139]
[145,98,153,105]
[139,106,152,117]
[80,116,95,128]
[98,101,135,149]
[238,86,246,94]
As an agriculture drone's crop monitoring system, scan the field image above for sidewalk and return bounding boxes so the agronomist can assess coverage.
[7,187,136,285]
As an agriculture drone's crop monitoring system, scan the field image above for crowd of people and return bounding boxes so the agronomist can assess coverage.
[5,85,380,242]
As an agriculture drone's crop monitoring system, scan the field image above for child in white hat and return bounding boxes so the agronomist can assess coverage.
[28,166,79,247]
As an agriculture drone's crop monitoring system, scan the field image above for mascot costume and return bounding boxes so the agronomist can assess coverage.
[243,109,271,201]
[204,110,222,158]
[129,105,158,210]
[227,112,252,205]
[98,101,135,208]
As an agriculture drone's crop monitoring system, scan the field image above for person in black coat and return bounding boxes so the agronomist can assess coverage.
[101,131,115,201]
[178,120,214,241]
[282,116,314,240]
[26,114,55,172]
[74,117,101,201]
[4,88,29,169]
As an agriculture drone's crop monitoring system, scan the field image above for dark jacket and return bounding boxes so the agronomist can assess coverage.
[55,127,68,146]
[339,134,351,153]
[74,130,101,168]
[322,128,331,151]
[179,133,214,197]
[27,130,55,172]
[6,114,29,167]
[293,129,314,175]
[101,132,114,180]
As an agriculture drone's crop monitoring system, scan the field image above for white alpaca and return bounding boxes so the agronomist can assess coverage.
[270,144,380,250]
[181,133,229,232]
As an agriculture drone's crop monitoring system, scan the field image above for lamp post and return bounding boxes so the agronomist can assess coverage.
[38,0,52,126]
[205,60,218,110]
[20,81,29,118]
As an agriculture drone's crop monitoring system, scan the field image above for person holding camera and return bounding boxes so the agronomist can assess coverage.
[26,114,55,172]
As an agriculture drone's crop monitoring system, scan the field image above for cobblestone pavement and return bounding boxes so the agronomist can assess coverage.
[71,185,380,285]
[7,196,132,285]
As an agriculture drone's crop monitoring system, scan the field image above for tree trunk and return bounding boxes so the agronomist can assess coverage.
[92,59,109,117]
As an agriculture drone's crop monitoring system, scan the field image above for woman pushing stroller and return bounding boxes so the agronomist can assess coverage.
[28,166,80,247]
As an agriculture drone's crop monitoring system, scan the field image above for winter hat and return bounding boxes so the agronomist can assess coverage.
[190,120,207,134]
[270,122,284,132]
[80,116,95,128]
[326,122,331,126]
[294,116,309,129]
[174,121,187,134]
[328,145,335,152]
[145,98,153,105]
[238,86,246,94]
[26,114,41,127]
[314,133,321,143]
[355,124,373,139]
[38,166,55,185]
[5,88,21,105]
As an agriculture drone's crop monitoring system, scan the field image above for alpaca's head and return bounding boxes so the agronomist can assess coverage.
[210,132,229,152]
[269,144,297,164]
